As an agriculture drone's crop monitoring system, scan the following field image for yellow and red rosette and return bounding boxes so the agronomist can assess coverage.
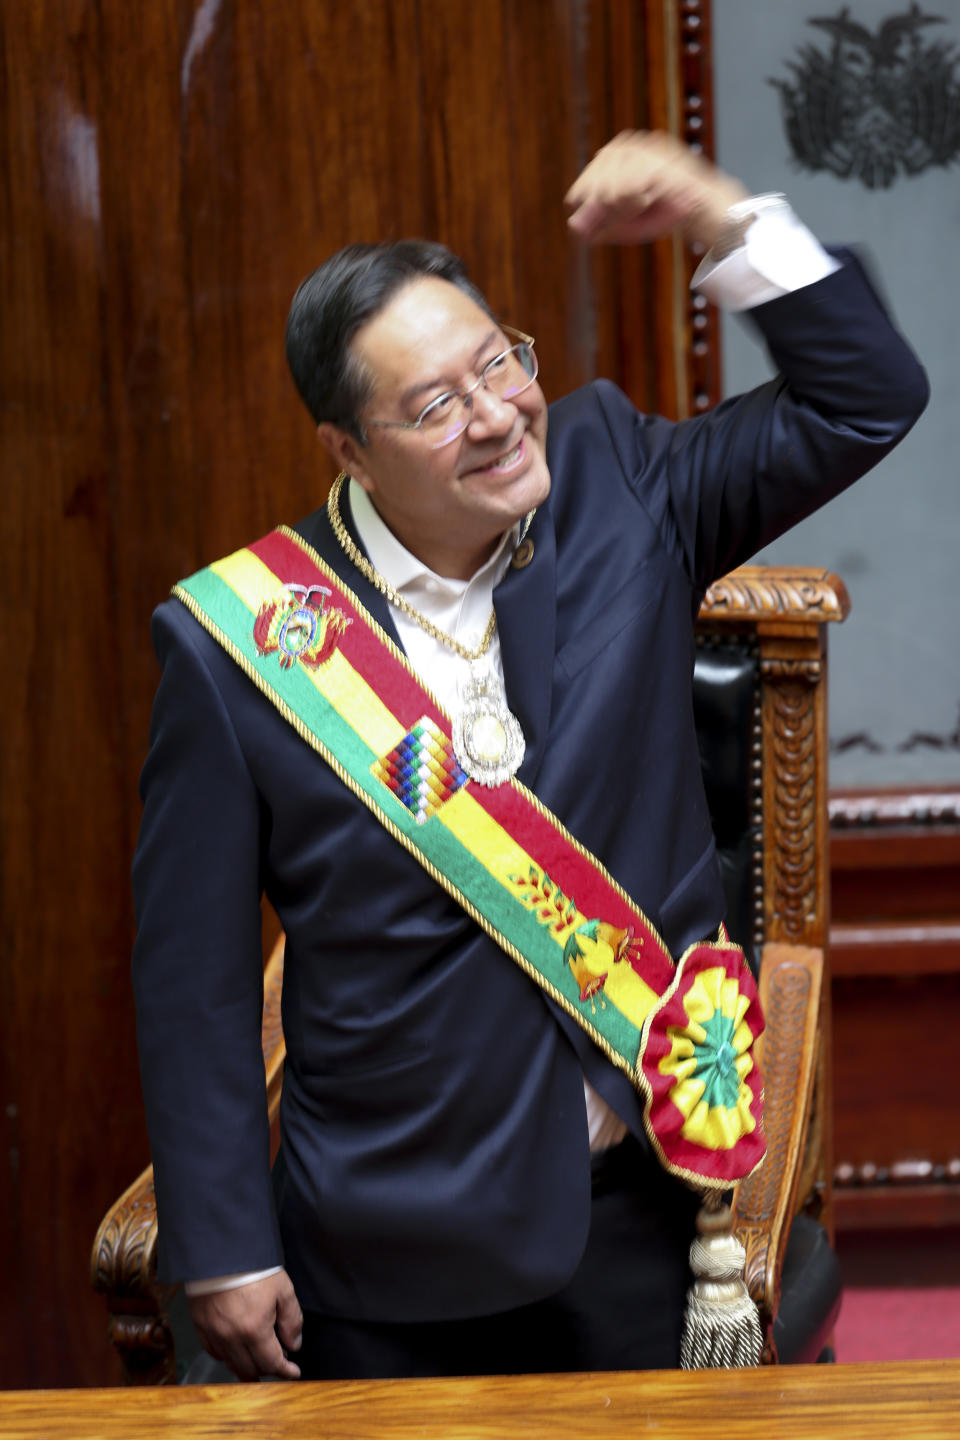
[638,932,765,1185]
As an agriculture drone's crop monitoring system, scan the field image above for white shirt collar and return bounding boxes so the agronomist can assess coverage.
[346,477,516,600]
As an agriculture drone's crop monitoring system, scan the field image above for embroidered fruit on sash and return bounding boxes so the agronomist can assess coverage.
[563,919,640,1002]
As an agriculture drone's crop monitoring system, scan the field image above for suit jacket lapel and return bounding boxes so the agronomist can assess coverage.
[494,508,556,786]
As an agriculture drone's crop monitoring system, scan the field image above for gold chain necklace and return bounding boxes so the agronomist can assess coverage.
[327,471,528,787]
[326,472,498,662]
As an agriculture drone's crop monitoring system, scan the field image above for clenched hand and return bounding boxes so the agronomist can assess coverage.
[565,130,748,250]
[189,1269,304,1381]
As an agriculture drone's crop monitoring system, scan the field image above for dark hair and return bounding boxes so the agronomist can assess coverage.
[284,240,493,443]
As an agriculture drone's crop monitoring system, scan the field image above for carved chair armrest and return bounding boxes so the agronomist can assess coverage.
[732,941,823,1350]
[90,935,287,1384]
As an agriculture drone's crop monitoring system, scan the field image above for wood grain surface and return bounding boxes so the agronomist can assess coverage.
[1,1362,958,1439]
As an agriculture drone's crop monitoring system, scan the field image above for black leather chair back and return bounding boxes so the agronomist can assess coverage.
[692,635,762,972]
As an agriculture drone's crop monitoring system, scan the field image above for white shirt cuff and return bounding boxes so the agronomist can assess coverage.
[184,1265,283,1297]
[691,194,841,311]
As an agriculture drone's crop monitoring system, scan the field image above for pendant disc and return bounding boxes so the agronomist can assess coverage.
[452,675,525,788]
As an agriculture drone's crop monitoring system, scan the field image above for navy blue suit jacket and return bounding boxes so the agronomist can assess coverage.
[133,255,926,1320]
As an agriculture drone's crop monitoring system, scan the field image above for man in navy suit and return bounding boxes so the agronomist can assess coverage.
[132,131,927,1381]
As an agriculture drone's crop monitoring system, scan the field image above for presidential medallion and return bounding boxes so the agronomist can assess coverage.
[452,670,525,788]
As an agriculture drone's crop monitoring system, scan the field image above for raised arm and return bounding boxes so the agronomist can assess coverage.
[563,131,929,588]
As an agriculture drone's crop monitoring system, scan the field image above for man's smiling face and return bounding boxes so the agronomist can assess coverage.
[321,276,550,580]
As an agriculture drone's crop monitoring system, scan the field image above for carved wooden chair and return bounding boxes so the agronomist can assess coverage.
[692,565,845,1365]
[92,563,847,1382]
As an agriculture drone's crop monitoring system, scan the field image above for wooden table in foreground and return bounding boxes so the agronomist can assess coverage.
[2,1361,958,1439]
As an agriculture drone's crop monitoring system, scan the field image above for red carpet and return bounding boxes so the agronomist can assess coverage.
[834,1228,960,1362]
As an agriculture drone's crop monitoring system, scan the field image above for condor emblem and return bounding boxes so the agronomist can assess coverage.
[769,5,960,189]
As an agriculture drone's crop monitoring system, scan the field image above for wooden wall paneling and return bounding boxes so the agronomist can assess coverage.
[1,0,716,1388]
[1,0,153,1390]
[828,791,960,1230]
[644,0,689,421]
[582,0,659,412]
[413,2,581,388]
[579,0,724,421]
[496,2,596,394]
[675,0,723,414]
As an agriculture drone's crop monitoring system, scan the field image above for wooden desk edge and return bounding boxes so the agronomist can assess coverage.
[1,1360,958,1439]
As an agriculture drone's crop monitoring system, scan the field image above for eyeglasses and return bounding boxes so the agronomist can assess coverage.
[364,326,538,449]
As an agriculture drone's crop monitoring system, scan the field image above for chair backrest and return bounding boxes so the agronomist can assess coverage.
[694,564,849,963]
[694,562,848,1314]
[694,631,763,969]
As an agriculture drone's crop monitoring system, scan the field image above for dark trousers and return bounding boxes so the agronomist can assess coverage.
[296,1136,700,1380]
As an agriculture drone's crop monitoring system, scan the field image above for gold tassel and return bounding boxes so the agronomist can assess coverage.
[680,1191,763,1369]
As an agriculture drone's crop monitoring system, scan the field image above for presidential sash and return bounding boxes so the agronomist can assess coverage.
[173,526,766,1193]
